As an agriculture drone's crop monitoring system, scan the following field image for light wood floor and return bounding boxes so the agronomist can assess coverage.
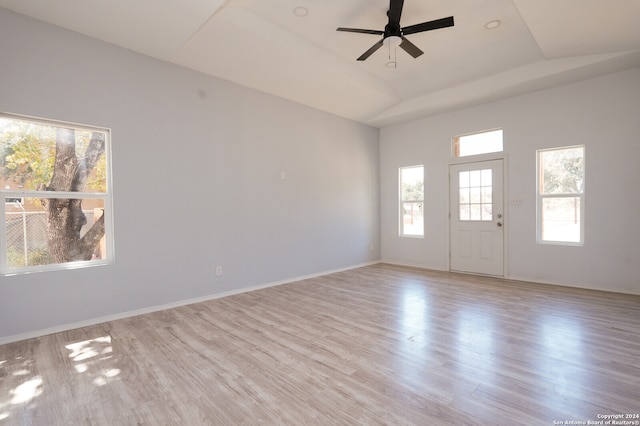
[1,264,638,425]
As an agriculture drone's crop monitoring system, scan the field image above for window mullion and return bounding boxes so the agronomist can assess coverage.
[1,190,106,199]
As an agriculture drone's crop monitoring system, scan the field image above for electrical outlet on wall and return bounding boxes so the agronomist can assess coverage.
[215,266,223,276]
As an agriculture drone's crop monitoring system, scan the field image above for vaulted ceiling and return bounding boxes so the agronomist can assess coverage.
[1,0,639,127]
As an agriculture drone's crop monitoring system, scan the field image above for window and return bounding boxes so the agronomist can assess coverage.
[453,129,503,157]
[400,165,424,237]
[537,145,584,245]
[458,168,493,221]
[1,113,113,274]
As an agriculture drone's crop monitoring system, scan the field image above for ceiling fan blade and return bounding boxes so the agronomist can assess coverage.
[337,27,385,35]
[387,0,405,28]
[399,36,424,58]
[357,39,384,61]
[402,16,454,36]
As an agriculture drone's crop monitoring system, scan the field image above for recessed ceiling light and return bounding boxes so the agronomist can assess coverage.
[484,20,501,29]
[293,6,308,17]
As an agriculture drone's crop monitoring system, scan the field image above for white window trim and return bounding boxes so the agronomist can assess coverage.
[0,112,115,275]
[536,145,585,246]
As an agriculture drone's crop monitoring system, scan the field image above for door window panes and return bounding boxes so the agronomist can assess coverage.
[459,169,492,221]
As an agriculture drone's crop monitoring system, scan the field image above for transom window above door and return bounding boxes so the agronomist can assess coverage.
[453,129,503,157]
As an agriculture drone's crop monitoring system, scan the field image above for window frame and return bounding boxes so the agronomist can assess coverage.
[399,165,424,238]
[0,112,115,275]
[452,128,504,158]
[536,145,585,246]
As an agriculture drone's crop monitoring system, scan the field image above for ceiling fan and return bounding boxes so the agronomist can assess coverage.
[337,0,454,61]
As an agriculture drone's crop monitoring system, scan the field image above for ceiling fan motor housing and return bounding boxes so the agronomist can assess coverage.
[385,23,402,39]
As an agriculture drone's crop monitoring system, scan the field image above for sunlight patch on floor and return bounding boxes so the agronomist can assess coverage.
[66,336,113,362]
[10,376,43,404]
[65,335,121,386]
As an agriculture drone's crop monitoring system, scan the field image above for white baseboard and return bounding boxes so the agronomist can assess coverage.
[380,260,447,273]
[0,260,382,345]
[381,260,639,296]
[505,274,640,296]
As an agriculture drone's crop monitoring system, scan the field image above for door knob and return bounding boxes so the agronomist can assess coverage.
[497,222,502,227]
[497,213,502,218]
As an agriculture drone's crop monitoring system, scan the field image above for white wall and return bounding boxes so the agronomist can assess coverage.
[0,9,380,341]
[381,67,640,295]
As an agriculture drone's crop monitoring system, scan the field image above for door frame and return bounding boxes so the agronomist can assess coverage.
[447,155,508,277]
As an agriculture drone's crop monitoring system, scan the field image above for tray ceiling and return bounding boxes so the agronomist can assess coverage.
[1,0,639,127]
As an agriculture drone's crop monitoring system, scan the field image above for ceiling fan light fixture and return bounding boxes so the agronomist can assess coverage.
[383,35,402,48]
[484,20,501,29]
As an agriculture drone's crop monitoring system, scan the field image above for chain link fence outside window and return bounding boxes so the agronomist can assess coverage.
[6,210,101,267]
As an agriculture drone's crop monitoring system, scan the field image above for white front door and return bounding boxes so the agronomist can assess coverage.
[449,159,504,276]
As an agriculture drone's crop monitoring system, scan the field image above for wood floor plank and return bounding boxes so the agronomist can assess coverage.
[1,264,638,425]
